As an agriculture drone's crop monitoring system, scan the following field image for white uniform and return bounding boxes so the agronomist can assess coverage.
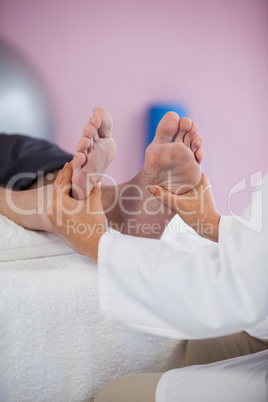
[98,174,268,401]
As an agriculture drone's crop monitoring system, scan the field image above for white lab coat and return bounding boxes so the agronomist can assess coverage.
[98,173,268,401]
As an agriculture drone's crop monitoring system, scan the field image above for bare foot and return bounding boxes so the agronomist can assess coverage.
[0,111,203,242]
[72,107,116,200]
[142,111,204,194]
[115,112,204,238]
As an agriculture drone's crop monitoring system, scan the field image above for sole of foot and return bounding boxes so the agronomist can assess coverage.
[72,107,116,200]
[142,111,204,194]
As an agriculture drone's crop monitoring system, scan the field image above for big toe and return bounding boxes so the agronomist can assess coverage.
[153,112,180,144]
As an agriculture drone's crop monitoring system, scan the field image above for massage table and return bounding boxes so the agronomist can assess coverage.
[0,214,192,401]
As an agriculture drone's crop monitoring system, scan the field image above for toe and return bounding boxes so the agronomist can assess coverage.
[73,151,87,170]
[183,122,198,148]
[153,112,180,144]
[172,117,192,142]
[83,120,97,140]
[89,114,101,130]
[191,134,203,153]
[195,147,205,164]
[76,136,91,153]
[92,107,113,138]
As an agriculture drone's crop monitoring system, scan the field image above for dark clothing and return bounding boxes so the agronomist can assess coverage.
[0,133,73,189]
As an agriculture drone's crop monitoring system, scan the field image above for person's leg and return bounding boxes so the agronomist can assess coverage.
[0,133,73,190]
[94,373,163,402]
[28,170,60,189]
[185,331,268,366]
[0,108,116,199]
[0,132,72,230]
[0,108,116,231]
[0,110,205,238]
[0,183,53,231]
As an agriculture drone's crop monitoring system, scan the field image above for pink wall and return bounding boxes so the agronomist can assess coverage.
[0,0,267,214]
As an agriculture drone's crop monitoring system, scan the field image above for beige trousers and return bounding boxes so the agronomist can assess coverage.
[94,332,268,402]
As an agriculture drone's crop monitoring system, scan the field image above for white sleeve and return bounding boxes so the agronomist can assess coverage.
[218,216,236,242]
[98,176,268,340]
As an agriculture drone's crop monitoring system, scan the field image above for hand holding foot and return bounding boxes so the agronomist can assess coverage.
[149,173,221,242]
[118,112,205,238]
[48,162,107,263]
[0,109,204,242]
[72,107,116,200]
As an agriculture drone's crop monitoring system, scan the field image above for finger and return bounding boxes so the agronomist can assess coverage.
[54,169,62,186]
[52,162,74,212]
[148,185,180,211]
[57,162,73,195]
[87,181,104,213]
[199,172,210,187]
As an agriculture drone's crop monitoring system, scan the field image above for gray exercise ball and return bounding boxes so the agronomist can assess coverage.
[0,38,53,139]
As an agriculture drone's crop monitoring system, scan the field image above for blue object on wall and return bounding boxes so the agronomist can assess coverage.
[146,104,188,148]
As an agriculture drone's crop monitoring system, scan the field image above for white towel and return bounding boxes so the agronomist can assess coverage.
[0,214,74,262]
[0,215,184,402]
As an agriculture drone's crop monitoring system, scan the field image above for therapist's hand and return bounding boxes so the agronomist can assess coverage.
[47,162,107,263]
[149,173,221,242]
